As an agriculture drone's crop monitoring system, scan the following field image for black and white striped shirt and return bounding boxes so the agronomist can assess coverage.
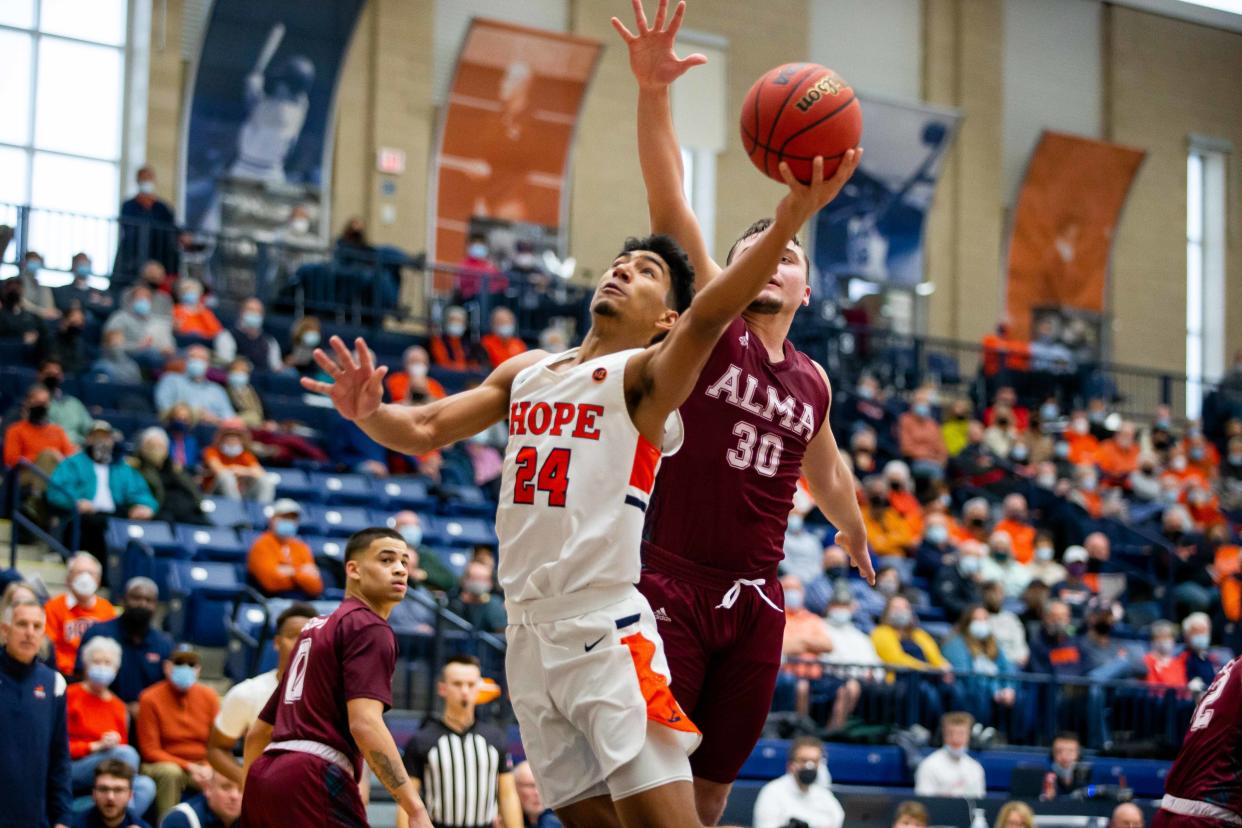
[403,717,513,828]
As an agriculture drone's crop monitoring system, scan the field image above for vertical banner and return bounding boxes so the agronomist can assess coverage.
[812,97,960,293]
[1005,131,1145,342]
[181,0,365,238]
[432,19,602,264]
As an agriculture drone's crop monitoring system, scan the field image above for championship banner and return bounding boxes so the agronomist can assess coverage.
[431,19,602,264]
[181,0,365,239]
[812,97,960,293]
[1005,131,1145,342]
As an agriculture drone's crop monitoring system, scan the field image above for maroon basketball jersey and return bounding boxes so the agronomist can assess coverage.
[1163,656,1242,817]
[644,318,830,575]
[258,597,397,780]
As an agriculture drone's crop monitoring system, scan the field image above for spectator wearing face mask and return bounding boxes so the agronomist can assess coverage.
[933,542,986,623]
[1065,411,1099,465]
[979,532,1031,599]
[781,510,825,585]
[780,575,861,727]
[942,605,1016,725]
[115,167,181,280]
[67,637,157,816]
[41,306,90,375]
[806,545,874,622]
[1069,464,1103,518]
[1095,422,1141,483]
[171,278,221,340]
[951,423,1007,490]
[448,560,506,633]
[137,645,220,817]
[984,387,1029,432]
[214,297,282,371]
[91,329,145,384]
[1128,452,1164,504]
[884,461,924,537]
[1185,483,1226,530]
[898,388,948,479]
[538,326,569,355]
[849,374,896,443]
[821,591,883,677]
[981,580,1028,667]
[4,383,76,468]
[222,357,265,429]
[132,262,174,316]
[1027,600,1085,677]
[1143,620,1190,688]
[1051,545,1095,610]
[283,316,322,375]
[154,345,235,424]
[45,553,116,675]
[1156,505,1214,615]
[430,305,482,371]
[872,596,949,674]
[37,358,89,439]
[849,426,880,477]
[162,404,202,470]
[480,306,528,369]
[862,476,916,558]
[1180,612,1221,687]
[129,427,205,525]
[47,420,157,565]
[391,511,457,592]
[1027,532,1066,587]
[386,345,446,405]
[983,403,1022,459]
[994,494,1036,564]
[17,250,60,320]
[1182,424,1219,478]
[77,577,172,716]
[201,419,275,503]
[104,285,176,360]
[914,512,958,581]
[0,272,46,349]
[752,737,845,828]
[455,233,507,301]
[55,252,113,319]
[246,500,323,598]
[913,712,985,798]
[1223,436,1242,509]
[941,398,974,457]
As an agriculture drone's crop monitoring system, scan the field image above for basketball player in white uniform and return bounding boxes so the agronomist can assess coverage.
[304,150,860,828]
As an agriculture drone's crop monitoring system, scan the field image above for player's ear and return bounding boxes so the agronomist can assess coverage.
[801,282,811,308]
[655,308,678,336]
[344,558,360,583]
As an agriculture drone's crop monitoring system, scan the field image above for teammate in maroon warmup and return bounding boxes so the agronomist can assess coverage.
[1154,655,1242,827]
[241,527,432,828]
[613,2,873,823]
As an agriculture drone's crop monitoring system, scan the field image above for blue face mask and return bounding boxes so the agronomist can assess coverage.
[494,323,516,338]
[468,243,488,259]
[227,371,249,389]
[87,664,117,687]
[186,358,207,379]
[180,291,200,306]
[73,264,91,279]
[170,664,197,691]
[913,403,932,418]
[925,524,949,545]
[959,556,981,576]
[1190,633,1210,652]
[1040,403,1059,421]
[399,525,423,548]
[240,311,263,330]
[274,519,298,539]
[131,298,152,317]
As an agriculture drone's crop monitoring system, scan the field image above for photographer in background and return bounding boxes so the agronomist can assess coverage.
[752,736,844,828]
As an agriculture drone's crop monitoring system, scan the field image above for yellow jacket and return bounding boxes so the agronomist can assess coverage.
[871,623,948,671]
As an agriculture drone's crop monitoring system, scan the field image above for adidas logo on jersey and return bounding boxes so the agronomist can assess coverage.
[653,607,671,623]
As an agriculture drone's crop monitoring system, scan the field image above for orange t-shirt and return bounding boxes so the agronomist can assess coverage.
[994,518,1037,565]
[137,680,219,767]
[247,531,323,597]
[4,420,76,467]
[480,334,528,368]
[45,592,116,675]
[1067,432,1099,465]
[1095,439,1140,478]
[782,610,833,679]
[201,445,263,490]
[173,305,223,339]
[385,372,446,404]
[66,683,130,758]
[429,335,478,371]
[889,490,925,541]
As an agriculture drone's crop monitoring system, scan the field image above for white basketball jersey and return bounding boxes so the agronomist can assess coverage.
[497,348,683,604]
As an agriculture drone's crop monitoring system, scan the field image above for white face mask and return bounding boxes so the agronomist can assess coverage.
[71,572,98,598]
[290,217,311,235]
[408,362,428,379]
[138,180,156,195]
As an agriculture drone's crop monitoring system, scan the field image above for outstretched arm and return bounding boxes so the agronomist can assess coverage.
[802,364,874,584]
[631,152,861,431]
[301,337,544,455]
[348,698,431,828]
[612,0,718,289]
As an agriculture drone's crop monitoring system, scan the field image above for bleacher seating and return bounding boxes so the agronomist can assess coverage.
[167,560,243,646]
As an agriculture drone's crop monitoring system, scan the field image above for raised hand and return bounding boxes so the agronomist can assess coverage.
[611,0,707,90]
[300,335,388,422]
[774,148,863,230]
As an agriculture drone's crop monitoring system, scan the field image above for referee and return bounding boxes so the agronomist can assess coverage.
[399,655,522,828]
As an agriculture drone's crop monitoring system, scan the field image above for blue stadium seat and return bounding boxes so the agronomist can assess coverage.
[77,381,153,414]
[104,519,185,597]
[424,546,470,579]
[424,516,497,548]
[0,367,38,400]
[373,477,436,512]
[251,371,305,397]
[315,472,373,505]
[199,496,253,529]
[439,484,497,518]
[225,602,267,681]
[176,524,246,563]
[167,560,242,646]
[305,504,372,537]
[302,535,347,562]
[270,468,318,503]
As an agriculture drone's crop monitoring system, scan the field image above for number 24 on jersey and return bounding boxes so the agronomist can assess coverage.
[512,447,572,507]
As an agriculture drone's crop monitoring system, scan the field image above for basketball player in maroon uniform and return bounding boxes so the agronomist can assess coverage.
[612,3,873,822]
[1153,655,1242,827]
[240,527,432,828]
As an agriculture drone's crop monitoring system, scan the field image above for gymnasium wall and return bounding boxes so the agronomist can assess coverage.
[139,0,1241,373]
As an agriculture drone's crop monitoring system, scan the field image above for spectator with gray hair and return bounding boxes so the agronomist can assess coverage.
[154,344,235,423]
[67,636,157,816]
[1181,612,1222,687]
[45,552,116,675]
[129,426,206,524]
[0,599,72,828]
[77,577,172,717]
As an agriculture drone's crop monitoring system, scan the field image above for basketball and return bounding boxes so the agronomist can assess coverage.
[741,62,863,183]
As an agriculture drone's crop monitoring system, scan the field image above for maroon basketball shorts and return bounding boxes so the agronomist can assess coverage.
[1153,812,1229,828]
[637,560,786,785]
[242,750,367,827]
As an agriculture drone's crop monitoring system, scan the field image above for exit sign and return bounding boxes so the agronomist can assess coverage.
[377,147,406,175]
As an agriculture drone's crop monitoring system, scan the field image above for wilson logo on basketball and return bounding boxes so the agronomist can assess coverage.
[592,367,607,382]
[794,74,846,112]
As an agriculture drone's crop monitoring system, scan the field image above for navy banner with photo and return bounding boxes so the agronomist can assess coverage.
[812,97,960,293]
[181,0,365,237]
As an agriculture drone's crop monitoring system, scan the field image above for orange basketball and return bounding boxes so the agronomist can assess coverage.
[740,63,862,184]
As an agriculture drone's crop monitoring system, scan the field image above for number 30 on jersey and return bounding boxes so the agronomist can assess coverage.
[727,422,784,477]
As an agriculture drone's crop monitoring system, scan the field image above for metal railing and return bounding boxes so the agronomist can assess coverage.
[4,460,79,568]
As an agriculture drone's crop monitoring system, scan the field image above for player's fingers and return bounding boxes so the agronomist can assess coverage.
[610,17,637,42]
[312,347,341,376]
[329,335,357,372]
[831,148,862,186]
[678,53,709,70]
[811,155,825,187]
[777,161,799,190]
[300,377,333,396]
[364,365,389,397]
[356,337,375,373]
[667,0,688,34]
[653,0,668,31]
[631,0,650,32]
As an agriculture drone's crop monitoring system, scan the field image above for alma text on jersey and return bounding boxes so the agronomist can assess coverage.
[704,364,816,441]
[509,401,604,440]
